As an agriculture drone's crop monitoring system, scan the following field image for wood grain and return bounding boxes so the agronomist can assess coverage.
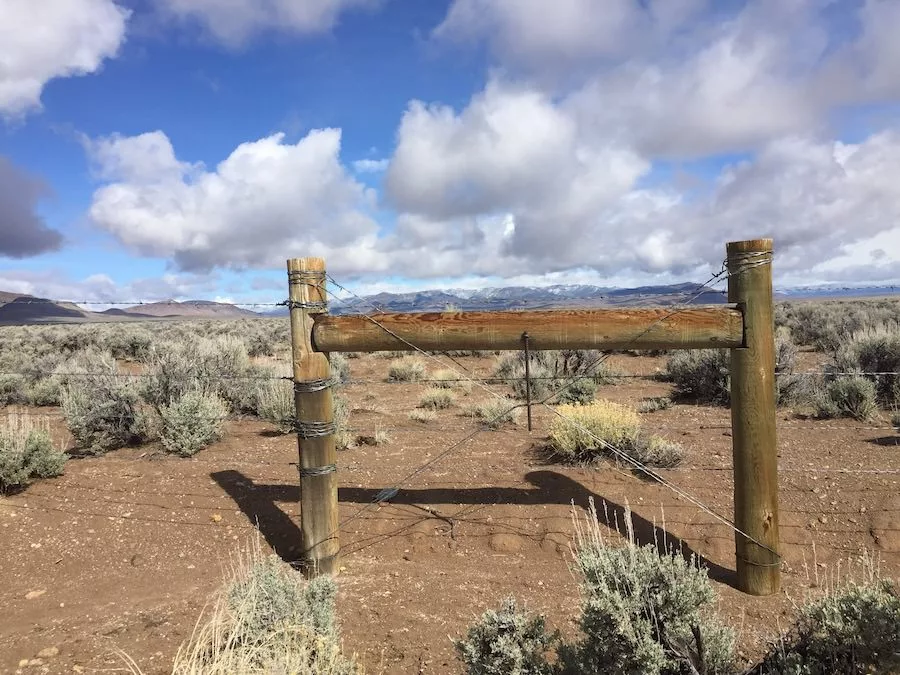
[288,257,339,577]
[727,238,780,596]
[312,306,744,353]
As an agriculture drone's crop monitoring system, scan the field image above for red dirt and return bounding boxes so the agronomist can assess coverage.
[1,353,898,674]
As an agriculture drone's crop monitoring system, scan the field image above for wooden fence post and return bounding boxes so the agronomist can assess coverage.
[287,257,339,577]
[727,238,780,595]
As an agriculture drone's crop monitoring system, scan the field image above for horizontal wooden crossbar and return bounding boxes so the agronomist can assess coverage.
[312,306,744,353]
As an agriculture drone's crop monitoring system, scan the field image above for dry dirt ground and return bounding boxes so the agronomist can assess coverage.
[1,353,899,674]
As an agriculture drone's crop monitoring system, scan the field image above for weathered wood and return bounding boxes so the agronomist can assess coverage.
[287,258,339,577]
[727,238,780,596]
[312,306,743,353]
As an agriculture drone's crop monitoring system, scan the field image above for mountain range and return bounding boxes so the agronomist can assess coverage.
[0,282,897,325]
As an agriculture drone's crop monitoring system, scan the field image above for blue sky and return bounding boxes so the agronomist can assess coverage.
[2,0,900,306]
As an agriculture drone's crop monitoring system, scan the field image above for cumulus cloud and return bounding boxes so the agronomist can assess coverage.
[0,157,63,258]
[159,0,379,46]
[0,0,128,116]
[352,158,389,174]
[0,268,223,306]
[86,129,380,274]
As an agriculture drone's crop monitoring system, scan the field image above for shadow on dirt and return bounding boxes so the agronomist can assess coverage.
[213,468,737,587]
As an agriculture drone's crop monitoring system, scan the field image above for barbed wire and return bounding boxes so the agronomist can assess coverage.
[322,262,790,561]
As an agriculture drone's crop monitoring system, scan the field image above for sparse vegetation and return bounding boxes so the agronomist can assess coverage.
[172,543,358,674]
[456,597,556,675]
[408,409,437,423]
[548,400,683,467]
[665,349,730,404]
[0,415,66,493]
[471,399,521,429]
[61,351,146,455]
[815,376,878,421]
[637,396,672,413]
[753,577,900,674]
[157,389,228,457]
[418,387,456,410]
[388,356,426,382]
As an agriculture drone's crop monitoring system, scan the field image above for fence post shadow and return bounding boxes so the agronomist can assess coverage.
[210,470,302,567]
[525,470,737,588]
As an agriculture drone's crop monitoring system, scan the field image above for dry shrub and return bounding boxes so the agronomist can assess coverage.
[408,409,437,423]
[157,390,228,457]
[814,376,878,421]
[388,357,426,382]
[61,350,147,455]
[418,388,456,410]
[471,399,521,429]
[549,400,683,467]
[0,415,66,493]
[255,378,295,434]
[171,540,358,674]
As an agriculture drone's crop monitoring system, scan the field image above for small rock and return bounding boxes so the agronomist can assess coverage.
[25,590,46,600]
[819,516,828,524]
[18,660,28,668]
[73,667,85,674]
[27,659,43,666]
[37,647,58,659]
[210,514,222,523]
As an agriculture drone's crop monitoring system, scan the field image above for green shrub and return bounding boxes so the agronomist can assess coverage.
[173,548,358,674]
[555,377,597,405]
[471,399,521,429]
[0,416,67,492]
[665,350,730,404]
[562,520,735,675]
[456,597,556,675]
[493,350,607,403]
[256,379,295,434]
[754,579,900,674]
[0,373,27,405]
[61,352,146,455]
[419,387,456,410]
[158,390,228,457]
[144,337,261,414]
[815,376,878,421]
[458,502,734,675]
[388,357,426,382]
[839,326,900,407]
[27,376,62,406]
[102,328,153,361]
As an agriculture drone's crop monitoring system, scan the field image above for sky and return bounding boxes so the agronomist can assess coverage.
[2,0,900,307]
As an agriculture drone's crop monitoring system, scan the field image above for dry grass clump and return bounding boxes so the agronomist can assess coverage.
[0,414,66,493]
[169,541,359,674]
[548,400,683,467]
[408,409,437,424]
[470,399,521,429]
[637,396,672,413]
[418,387,456,410]
[387,357,426,382]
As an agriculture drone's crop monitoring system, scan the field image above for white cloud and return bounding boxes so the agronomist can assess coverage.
[0,0,129,116]
[87,129,380,274]
[158,0,379,46]
[0,269,222,307]
[352,158,389,174]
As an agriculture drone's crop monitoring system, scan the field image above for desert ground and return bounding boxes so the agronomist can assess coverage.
[1,335,898,673]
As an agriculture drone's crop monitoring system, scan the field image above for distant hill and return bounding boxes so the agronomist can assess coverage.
[103,299,259,319]
[0,294,259,325]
